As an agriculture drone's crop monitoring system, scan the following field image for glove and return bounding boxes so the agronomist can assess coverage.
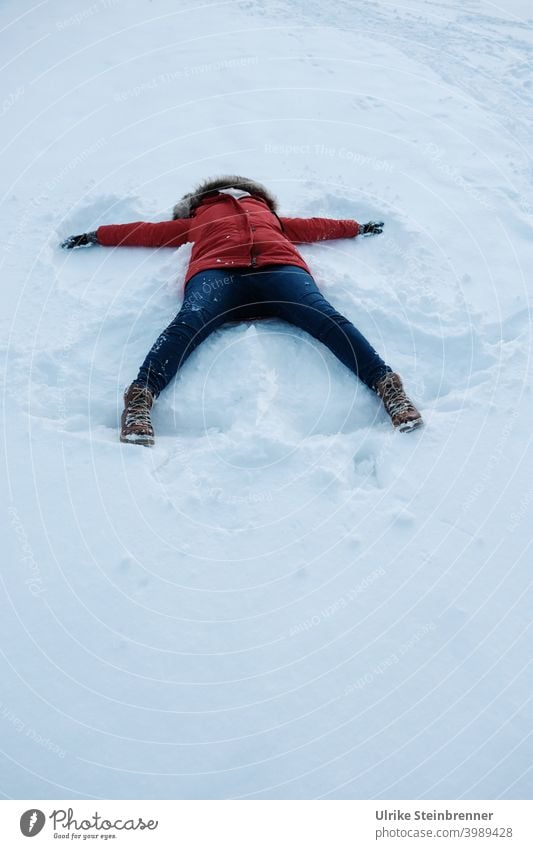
[360,221,384,236]
[61,231,98,249]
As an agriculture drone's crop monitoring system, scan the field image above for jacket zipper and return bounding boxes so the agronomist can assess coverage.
[248,212,256,266]
[229,194,257,267]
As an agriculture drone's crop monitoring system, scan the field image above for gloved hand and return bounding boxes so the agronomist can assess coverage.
[61,231,98,249]
[360,221,384,236]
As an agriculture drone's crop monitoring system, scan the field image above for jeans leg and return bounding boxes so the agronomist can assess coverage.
[134,269,249,396]
[255,266,391,390]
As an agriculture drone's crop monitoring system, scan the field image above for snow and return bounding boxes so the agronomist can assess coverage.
[1,0,532,800]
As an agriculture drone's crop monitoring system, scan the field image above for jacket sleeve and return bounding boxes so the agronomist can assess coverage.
[279,217,360,243]
[96,219,191,248]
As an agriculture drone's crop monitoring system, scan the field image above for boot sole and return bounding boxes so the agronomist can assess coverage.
[398,417,423,433]
[120,434,155,447]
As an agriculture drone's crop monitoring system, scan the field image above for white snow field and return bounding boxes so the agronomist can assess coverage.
[1,0,532,800]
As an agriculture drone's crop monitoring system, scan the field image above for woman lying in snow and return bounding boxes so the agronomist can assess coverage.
[62,175,423,446]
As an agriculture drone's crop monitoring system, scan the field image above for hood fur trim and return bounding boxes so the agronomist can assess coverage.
[172,175,278,219]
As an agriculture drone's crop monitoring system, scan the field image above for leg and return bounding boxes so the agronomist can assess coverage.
[254,265,391,389]
[121,268,265,445]
[134,268,251,397]
[254,265,422,430]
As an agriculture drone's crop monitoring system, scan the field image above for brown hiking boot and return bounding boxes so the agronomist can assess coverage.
[120,384,155,446]
[375,372,423,433]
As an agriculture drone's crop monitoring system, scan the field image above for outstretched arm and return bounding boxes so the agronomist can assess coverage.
[279,216,384,243]
[61,219,191,250]
[280,216,359,243]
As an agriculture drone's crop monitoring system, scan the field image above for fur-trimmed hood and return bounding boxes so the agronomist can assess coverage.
[172,175,278,219]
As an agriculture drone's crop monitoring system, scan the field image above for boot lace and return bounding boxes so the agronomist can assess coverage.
[125,388,152,428]
[378,375,415,418]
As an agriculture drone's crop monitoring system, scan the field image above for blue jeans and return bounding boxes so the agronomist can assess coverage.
[135,265,391,396]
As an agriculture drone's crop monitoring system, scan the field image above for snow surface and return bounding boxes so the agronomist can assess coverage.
[1,0,532,800]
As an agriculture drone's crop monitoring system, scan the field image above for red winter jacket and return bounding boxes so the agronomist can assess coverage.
[97,193,360,285]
